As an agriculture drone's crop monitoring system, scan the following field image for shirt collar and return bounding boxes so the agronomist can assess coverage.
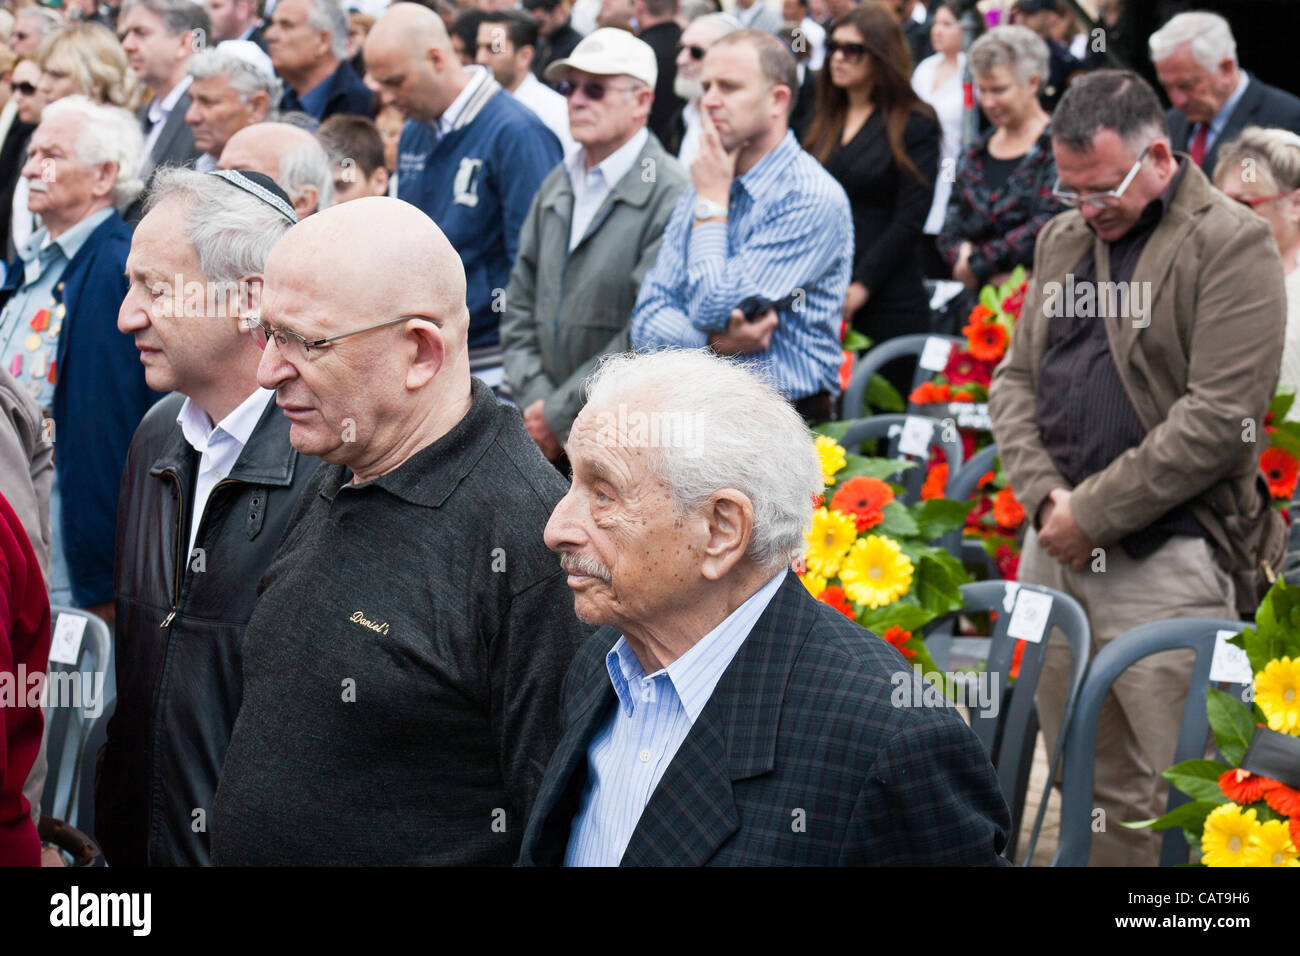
[21,206,114,268]
[177,387,274,457]
[438,66,490,135]
[603,568,787,723]
[565,126,648,191]
[734,129,800,202]
[148,74,193,125]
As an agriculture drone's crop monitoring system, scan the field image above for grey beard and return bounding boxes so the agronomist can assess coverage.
[674,76,703,102]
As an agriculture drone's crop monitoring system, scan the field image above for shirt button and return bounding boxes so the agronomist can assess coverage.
[639,750,651,763]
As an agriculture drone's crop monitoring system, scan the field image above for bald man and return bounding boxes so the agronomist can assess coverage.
[210,197,587,866]
[365,3,561,391]
[219,122,335,217]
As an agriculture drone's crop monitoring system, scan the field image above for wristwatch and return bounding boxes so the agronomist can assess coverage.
[693,197,729,222]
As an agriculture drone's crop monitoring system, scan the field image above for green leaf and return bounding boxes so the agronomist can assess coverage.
[913,552,963,615]
[1269,388,1296,422]
[1265,424,1300,459]
[979,284,999,313]
[842,329,872,352]
[813,420,851,441]
[1008,264,1026,288]
[876,500,919,537]
[912,498,974,540]
[866,373,904,414]
[1122,800,1218,833]
[1207,687,1256,765]
[832,454,916,484]
[1163,759,1231,803]
[859,602,934,634]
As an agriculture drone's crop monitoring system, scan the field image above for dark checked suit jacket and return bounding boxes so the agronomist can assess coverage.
[519,573,1012,866]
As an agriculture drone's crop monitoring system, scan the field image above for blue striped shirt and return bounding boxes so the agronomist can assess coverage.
[629,131,853,400]
[564,569,787,867]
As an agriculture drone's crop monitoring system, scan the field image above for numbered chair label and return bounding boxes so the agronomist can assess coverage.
[1210,630,1253,685]
[898,415,934,459]
[49,613,88,665]
[918,336,953,372]
[1007,590,1053,644]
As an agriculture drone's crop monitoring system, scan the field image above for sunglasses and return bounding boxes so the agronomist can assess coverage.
[826,39,868,62]
[675,42,708,60]
[556,78,635,101]
[13,81,37,96]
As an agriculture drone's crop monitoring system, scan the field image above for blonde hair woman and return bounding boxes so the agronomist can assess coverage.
[35,21,138,110]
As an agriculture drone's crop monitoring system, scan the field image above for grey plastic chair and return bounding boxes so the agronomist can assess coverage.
[1053,618,1248,868]
[841,333,963,421]
[40,606,113,839]
[924,580,1090,864]
[839,413,963,504]
[939,443,1001,563]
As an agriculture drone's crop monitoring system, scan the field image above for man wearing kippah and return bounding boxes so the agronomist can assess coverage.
[98,169,318,866]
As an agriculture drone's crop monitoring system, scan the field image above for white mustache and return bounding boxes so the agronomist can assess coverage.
[560,553,611,582]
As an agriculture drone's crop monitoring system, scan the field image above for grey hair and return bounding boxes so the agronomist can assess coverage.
[1213,126,1300,193]
[15,6,62,37]
[188,48,283,104]
[582,350,823,573]
[40,96,145,209]
[305,0,349,61]
[969,24,1049,89]
[1149,11,1236,72]
[1052,69,1169,155]
[143,166,294,284]
[120,0,212,38]
[280,135,334,210]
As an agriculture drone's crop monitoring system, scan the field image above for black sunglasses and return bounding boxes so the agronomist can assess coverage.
[826,39,868,61]
[556,78,634,101]
[675,42,708,60]
[13,81,37,96]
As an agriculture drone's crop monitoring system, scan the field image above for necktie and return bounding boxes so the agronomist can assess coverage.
[1190,123,1209,166]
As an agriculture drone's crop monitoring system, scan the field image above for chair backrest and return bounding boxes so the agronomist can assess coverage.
[924,580,1091,864]
[39,606,112,830]
[841,333,963,420]
[839,413,963,504]
[1053,618,1247,867]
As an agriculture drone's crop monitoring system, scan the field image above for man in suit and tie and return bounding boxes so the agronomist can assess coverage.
[120,0,209,182]
[520,349,1011,866]
[1150,10,1300,174]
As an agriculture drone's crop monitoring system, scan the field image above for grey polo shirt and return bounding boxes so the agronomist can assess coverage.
[211,379,589,865]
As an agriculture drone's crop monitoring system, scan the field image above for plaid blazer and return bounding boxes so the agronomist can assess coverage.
[518,574,1012,866]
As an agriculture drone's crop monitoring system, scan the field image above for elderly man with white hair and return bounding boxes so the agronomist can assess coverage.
[0,96,163,617]
[1150,10,1300,173]
[100,167,318,867]
[186,42,282,171]
[519,349,1011,866]
[268,0,374,120]
[210,196,587,866]
[218,120,334,216]
[664,11,737,164]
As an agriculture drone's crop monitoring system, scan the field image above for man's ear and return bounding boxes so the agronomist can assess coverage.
[249,90,272,122]
[404,317,446,391]
[699,489,755,582]
[239,275,264,326]
[92,161,118,200]
[292,185,319,218]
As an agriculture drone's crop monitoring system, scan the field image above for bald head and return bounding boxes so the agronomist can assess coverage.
[365,2,465,123]
[368,2,450,57]
[219,122,333,217]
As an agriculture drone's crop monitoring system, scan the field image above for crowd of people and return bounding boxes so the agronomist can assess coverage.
[0,0,1297,869]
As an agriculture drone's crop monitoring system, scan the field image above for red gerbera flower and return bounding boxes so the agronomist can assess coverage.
[966,494,993,528]
[1260,447,1300,499]
[831,476,894,531]
[1219,768,1269,804]
[1001,281,1028,319]
[977,470,995,489]
[993,486,1026,529]
[819,585,855,618]
[1290,815,1300,850]
[908,381,951,404]
[882,625,916,659]
[942,349,995,387]
[995,543,1019,580]
[1262,779,1300,817]
[838,349,854,394]
[921,462,948,500]
[963,316,1008,362]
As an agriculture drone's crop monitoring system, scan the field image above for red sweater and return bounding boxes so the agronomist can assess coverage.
[0,490,50,866]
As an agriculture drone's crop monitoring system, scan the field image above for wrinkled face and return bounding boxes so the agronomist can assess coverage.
[217,130,279,180]
[1214,164,1299,252]
[13,60,47,125]
[827,24,870,92]
[931,6,962,56]
[699,42,779,153]
[544,403,704,629]
[475,22,526,90]
[118,198,252,395]
[37,67,87,105]
[675,19,725,96]
[1053,129,1165,242]
[1154,45,1236,126]
[206,0,252,43]
[23,112,109,225]
[11,17,45,58]
[365,36,444,123]
[120,5,189,91]
[976,62,1039,129]
[267,0,332,75]
[185,71,264,156]
[564,68,644,150]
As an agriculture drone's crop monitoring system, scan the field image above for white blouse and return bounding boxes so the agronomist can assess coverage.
[1281,265,1300,418]
[912,51,966,236]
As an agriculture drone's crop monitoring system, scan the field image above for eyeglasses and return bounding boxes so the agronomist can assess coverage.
[675,42,707,60]
[556,78,636,101]
[1052,146,1150,209]
[825,39,868,62]
[13,81,37,96]
[1232,190,1295,210]
[245,313,429,360]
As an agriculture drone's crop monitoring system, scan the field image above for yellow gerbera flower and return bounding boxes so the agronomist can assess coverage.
[1244,819,1299,867]
[838,535,913,609]
[815,435,847,486]
[799,570,828,598]
[1255,656,1300,735]
[805,507,858,578]
[1200,803,1259,867]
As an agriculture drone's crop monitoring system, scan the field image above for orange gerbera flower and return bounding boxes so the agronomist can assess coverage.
[1291,816,1300,850]
[977,470,995,489]
[1220,768,1269,805]
[831,476,894,531]
[1261,447,1300,499]
[909,381,951,404]
[1263,779,1300,817]
[963,316,1008,362]
[969,303,995,324]
[882,625,916,659]
[993,486,1026,528]
[819,585,855,618]
[921,462,947,500]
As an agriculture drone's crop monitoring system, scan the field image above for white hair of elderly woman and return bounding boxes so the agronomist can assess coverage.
[39,95,145,211]
[1148,11,1237,74]
[279,135,335,211]
[968,24,1049,89]
[582,349,823,572]
[143,166,296,287]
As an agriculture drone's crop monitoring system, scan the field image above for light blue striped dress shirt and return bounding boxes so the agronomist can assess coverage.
[629,130,853,401]
[564,569,787,867]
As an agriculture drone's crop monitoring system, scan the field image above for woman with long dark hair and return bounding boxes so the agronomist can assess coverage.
[803,1,939,398]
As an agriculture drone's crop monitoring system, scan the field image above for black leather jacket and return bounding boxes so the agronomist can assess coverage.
[95,393,318,866]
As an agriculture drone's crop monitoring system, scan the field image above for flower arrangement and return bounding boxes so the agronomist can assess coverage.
[1128,579,1300,866]
[800,432,974,677]
[1261,389,1300,508]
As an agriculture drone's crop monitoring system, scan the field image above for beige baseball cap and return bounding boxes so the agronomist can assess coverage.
[543,28,658,89]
